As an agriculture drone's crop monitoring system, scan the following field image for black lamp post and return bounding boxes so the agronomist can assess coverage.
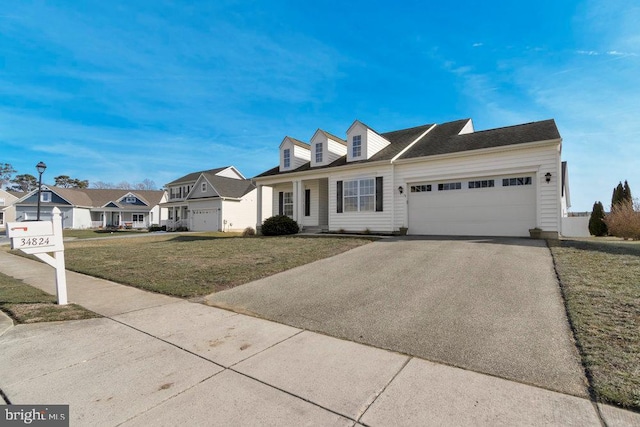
[36,161,47,221]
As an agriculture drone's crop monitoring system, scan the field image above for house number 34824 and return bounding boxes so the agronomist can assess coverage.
[20,237,50,246]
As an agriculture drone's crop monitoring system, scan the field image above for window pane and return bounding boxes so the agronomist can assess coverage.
[360,195,374,211]
[344,197,358,212]
[344,180,358,196]
[360,179,374,195]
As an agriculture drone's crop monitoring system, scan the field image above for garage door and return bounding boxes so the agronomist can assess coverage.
[191,209,219,231]
[407,175,536,237]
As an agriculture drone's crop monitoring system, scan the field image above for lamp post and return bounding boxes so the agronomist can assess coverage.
[36,161,47,221]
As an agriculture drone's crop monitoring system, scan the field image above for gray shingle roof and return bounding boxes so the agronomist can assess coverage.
[200,173,255,199]
[255,118,561,178]
[317,129,347,145]
[166,167,229,185]
[17,187,165,208]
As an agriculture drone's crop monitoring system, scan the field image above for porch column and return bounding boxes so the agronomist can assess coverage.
[256,184,263,230]
[292,180,303,223]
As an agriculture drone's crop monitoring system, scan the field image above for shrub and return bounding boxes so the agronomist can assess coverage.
[588,201,608,236]
[604,199,640,240]
[176,226,189,232]
[148,225,166,232]
[242,226,256,237]
[261,215,299,236]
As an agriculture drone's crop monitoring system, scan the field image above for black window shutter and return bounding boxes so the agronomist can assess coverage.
[305,189,311,216]
[336,181,343,213]
[278,192,284,215]
[375,177,383,212]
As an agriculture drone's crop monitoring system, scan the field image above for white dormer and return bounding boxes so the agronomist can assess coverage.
[279,136,310,172]
[346,120,391,162]
[310,129,347,167]
[458,119,474,135]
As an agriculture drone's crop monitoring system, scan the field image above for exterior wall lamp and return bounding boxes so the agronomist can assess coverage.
[398,185,404,194]
[36,161,47,221]
[544,172,552,183]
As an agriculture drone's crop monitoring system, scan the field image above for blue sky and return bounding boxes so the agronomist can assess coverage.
[1,0,638,211]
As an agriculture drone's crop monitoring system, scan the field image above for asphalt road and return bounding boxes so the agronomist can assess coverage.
[205,236,588,397]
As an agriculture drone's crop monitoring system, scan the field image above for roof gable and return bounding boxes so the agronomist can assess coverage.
[166,167,230,186]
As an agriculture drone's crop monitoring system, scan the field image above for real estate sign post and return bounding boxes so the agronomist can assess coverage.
[6,207,68,305]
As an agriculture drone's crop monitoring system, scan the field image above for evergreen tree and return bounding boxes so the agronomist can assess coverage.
[588,201,608,236]
[611,182,625,207]
[623,180,632,203]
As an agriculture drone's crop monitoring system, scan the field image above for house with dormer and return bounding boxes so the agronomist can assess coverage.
[160,166,271,232]
[13,187,166,229]
[254,118,570,238]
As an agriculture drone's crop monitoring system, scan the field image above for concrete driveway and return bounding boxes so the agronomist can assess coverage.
[205,237,588,397]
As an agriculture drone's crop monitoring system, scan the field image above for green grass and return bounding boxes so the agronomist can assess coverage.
[0,272,100,324]
[549,239,640,411]
[63,229,149,239]
[62,234,374,298]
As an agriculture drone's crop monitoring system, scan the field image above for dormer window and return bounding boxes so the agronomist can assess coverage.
[315,143,323,163]
[352,135,362,157]
[284,149,291,168]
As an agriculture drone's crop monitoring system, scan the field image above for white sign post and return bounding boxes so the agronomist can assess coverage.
[6,207,68,305]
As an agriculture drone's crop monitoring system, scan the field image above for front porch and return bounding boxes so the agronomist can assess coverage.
[90,211,151,229]
[256,178,328,231]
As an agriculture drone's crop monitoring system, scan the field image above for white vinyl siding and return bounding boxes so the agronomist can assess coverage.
[328,166,393,232]
[394,143,561,234]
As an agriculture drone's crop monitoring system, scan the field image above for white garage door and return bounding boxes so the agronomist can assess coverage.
[191,209,219,231]
[408,175,536,237]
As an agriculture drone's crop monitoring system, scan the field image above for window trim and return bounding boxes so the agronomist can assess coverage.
[343,178,375,212]
[315,143,323,163]
[41,192,51,202]
[283,148,291,168]
[352,135,362,158]
[283,191,293,216]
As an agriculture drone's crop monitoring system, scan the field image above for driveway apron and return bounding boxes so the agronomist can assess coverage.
[206,237,588,397]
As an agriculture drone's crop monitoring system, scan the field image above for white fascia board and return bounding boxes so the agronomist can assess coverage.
[393,138,562,166]
[390,124,437,163]
[254,159,391,185]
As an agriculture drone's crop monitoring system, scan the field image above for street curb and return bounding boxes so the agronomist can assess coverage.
[0,310,14,336]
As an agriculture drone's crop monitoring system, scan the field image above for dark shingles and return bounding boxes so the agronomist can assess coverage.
[166,167,229,185]
[253,119,561,178]
[402,119,560,159]
[199,173,255,198]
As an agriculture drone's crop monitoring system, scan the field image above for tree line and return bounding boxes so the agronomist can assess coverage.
[0,162,156,192]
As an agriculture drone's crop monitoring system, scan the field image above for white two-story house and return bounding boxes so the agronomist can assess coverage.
[254,118,570,238]
[161,166,271,232]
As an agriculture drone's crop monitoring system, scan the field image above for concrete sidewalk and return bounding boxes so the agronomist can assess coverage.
[0,251,638,426]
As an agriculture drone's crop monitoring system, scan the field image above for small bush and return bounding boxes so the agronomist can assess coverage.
[604,199,640,240]
[242,227,256,237]
[148,225,166,232]
[176,226,189,232]
[588,201,608,236]
[261,215,299,236]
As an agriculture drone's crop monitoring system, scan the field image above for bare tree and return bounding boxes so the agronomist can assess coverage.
[115,181,132,190]
[91,181,115,189]
[0,163,16,189]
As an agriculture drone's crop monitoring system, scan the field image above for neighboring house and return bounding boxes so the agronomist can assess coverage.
[160,166,272,232]
[13,187,167,229]
[0,189,20,230]
[254,118,570,238]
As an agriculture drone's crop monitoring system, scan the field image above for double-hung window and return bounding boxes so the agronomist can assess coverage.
[352,135,362,158]
[41,192,51,202]
[283,149,291,168]
[283,192,293,216]
[344,178,375,212]
[315,143,323,163]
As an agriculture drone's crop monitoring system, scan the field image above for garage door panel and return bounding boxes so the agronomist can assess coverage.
[192,209,219,231]
[408,176,536,237]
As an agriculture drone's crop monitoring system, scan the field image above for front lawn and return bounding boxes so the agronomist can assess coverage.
[62,234,374,298]
[63,229,149,239]
[549,239,640,411]
[0,272,100,324]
